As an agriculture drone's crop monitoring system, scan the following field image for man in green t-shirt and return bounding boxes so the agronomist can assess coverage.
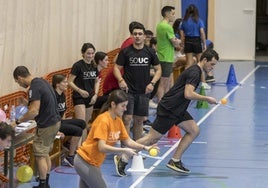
[156,6,180,101]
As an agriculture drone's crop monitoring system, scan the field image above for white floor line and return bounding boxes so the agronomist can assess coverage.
[129,65,260,188]
[129,140,181,188]
[193,141,207,144]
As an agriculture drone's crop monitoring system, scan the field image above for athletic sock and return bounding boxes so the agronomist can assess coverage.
[172,158,181,162]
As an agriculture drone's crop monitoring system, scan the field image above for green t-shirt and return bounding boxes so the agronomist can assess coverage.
[156,20,175,63]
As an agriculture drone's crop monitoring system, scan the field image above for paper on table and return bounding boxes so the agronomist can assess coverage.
[16,122,32,127]
[15,126,28,132]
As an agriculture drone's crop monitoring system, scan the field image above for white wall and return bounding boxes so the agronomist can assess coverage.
[0,0,181,96]
[0,0,258,96]
[214,0,256,60]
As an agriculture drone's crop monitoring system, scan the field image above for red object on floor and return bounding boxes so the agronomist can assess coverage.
[167,125,182,139]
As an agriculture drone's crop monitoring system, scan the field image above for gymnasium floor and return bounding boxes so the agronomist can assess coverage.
[10,60,268,188]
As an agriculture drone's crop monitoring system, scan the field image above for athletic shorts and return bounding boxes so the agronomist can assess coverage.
[152,105,193,134]
[184,37,202,54]
[33,121,61,157]
[160,62,173,77]
[60,119,86,136]
[73,96,93,108]
[125,93,149,116]
[93,94,109,109]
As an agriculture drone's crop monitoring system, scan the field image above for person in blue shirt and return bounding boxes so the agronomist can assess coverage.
[179,4,216,88]
[175,17,215,83]
[179,4,206,69]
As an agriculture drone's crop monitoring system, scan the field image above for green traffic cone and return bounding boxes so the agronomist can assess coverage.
[196,86,209,109]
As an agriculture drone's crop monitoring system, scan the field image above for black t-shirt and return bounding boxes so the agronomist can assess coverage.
[28,78,61,128]
[54,90,66,118]
[70,59,99,98]
[116,45,159,94]
[159,64,202,116]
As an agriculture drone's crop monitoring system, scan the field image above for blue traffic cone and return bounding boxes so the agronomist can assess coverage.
[226,64,238,85]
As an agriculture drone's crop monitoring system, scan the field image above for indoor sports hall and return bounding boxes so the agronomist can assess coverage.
[6,61,268,188]
[1,0,268,188]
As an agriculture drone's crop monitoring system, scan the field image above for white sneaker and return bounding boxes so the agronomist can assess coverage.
[201,82,211,90]
[149,100,158,109]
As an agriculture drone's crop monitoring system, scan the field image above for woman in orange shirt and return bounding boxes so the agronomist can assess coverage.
[74,89,155,188]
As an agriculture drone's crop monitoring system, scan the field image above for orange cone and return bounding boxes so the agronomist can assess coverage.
[168,125,182,139]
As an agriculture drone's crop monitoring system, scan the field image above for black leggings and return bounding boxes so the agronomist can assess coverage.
[60,119,86,137]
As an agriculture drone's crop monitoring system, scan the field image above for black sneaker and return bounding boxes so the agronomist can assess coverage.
[33,182,48,188]
[114,155,128,177]
[33,184,47,188]
[63,155,74,167]
[166,159,190,174]
[206,76,215,83]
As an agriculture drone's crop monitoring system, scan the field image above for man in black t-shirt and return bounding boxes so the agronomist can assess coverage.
[114,22,162,141]
[13,66,61,188]
[115,49,219,176]
[141,49,219,173]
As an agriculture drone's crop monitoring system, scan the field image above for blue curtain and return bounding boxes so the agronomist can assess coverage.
[181,0,208,35]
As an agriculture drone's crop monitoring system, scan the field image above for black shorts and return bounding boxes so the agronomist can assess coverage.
[184,37,202,54]
[125,93,149,116]
[60,119,86,136]
[94,94,109,109]
[73,96,93,108]
[152,105,193,134]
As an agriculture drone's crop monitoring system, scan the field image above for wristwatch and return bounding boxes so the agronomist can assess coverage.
[15,120,21,125]
[150,82,155,86]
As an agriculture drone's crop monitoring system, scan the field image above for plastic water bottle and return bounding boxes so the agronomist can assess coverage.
[10,105,16,122]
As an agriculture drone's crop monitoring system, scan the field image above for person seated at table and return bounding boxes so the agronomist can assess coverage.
[0,122,14,151]
[52,74,86,167]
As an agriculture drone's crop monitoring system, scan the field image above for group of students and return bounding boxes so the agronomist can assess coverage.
[0,4,221,188]
[72,5,219,188]
[71,4,219,188]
